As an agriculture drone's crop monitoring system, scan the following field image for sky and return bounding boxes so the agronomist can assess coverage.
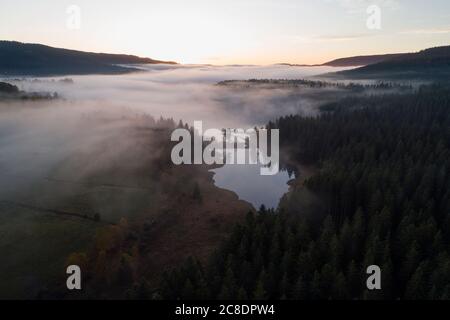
[1,0,450,64]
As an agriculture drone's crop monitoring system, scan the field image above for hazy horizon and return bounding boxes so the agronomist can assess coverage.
[2,0,450,64]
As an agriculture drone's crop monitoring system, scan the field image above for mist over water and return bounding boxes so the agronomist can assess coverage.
[0,64,346,209]
[4,64,344,128]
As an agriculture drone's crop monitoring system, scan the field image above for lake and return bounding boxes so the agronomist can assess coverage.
[211,164,293,209]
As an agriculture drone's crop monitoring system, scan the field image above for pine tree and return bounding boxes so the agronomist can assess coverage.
[192,182,202,203]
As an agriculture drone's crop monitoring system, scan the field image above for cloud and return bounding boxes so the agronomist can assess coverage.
[286,33,375,44]
[314,33,375,41]
[325,0,400,12]
[399,27,450,35]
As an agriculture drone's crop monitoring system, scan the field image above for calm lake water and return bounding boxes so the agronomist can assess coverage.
[211,164,293,209]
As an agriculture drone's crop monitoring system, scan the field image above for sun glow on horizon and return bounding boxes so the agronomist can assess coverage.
[1,0,450,65]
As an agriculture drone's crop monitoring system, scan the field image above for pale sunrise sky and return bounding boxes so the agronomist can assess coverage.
[1,0,450,64]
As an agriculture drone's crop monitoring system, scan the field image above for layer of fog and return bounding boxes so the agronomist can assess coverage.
[0,64,348,208]
[0,64,350,298]
[4,64,348,129]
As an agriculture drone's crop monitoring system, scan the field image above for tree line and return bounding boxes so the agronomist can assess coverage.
[159,85,450,300]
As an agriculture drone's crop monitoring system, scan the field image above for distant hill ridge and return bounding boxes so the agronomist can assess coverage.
[278,53,406,67]
[337,45,450,79]
[0,41,177,76]
[322,53,405,67]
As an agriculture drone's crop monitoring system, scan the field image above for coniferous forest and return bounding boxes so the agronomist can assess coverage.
[159,85,450,300]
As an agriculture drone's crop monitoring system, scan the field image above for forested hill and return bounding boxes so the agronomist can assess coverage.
[279,53,404,67]
[338,45,450,79]
[0,41,177,76]
[322,53,404,67]
[160,85,450,300]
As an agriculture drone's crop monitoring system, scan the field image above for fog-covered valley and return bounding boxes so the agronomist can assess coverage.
[0,63,422,299]
[0,64,356,298]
